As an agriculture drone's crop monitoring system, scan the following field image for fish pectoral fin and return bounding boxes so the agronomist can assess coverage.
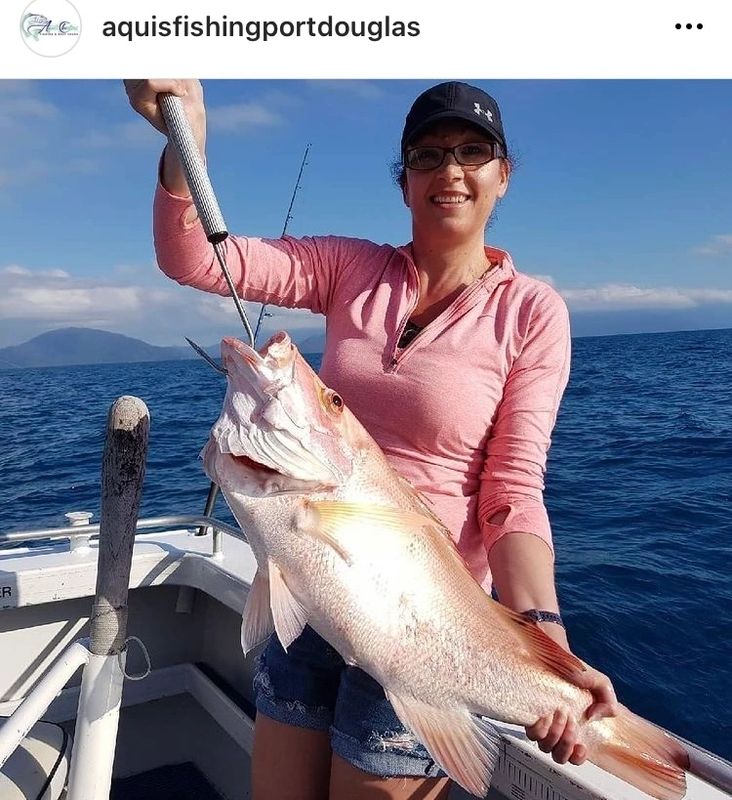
[296,502,353,565]
[307,500,431,536]
[386,691,499,798]
[240,569,275,655]
[268,560,309,652]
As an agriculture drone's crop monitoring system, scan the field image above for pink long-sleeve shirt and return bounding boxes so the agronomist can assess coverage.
[153,181,571,589]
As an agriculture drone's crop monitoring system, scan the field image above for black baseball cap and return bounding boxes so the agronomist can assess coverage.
[401,81,507,155]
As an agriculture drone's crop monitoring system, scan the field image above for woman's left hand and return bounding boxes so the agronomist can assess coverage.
[524,623,619,765]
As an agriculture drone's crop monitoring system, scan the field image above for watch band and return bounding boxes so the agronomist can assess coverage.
[521,609,565,629]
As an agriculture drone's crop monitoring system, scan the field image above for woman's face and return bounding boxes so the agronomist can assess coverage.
[403,120,510,245]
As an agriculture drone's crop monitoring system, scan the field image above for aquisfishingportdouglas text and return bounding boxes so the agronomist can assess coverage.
[101,15,421,43]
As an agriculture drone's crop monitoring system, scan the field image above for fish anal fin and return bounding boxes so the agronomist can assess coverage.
[386,691,499,798]
[495,603,587,685]
[268,560,308,651]
[591,710,688,800]
[240,569,274,655]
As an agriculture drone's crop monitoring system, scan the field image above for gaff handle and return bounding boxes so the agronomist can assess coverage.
[158,93,228,244]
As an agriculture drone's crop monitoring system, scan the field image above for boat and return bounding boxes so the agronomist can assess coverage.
[1,396,731,800]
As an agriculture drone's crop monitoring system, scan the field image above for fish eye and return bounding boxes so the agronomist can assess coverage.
[314,379,345,415]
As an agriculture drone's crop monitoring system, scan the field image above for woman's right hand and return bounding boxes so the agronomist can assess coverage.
[124,79,206,148]
[124,79,207,196]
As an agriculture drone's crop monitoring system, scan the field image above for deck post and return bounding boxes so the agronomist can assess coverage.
[66,396,149,800]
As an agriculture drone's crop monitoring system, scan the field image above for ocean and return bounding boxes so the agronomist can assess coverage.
[0,327,730,759]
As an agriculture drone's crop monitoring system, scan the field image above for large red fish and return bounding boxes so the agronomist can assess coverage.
[202,332,689,799]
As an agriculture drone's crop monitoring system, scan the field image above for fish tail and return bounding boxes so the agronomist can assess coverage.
[589,707,690,800]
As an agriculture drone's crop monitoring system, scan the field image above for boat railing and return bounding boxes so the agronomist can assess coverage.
[0,514,246,557]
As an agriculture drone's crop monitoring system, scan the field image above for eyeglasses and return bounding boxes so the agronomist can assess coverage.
[404,141,504,171]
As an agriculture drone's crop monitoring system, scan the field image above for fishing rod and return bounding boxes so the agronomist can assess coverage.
[253,143,311,344]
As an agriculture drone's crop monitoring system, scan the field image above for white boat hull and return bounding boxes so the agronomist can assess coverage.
[1,523,729,800]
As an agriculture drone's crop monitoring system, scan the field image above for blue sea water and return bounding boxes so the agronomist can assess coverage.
[0,327,730,759]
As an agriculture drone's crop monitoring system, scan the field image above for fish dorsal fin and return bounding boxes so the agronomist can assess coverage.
[268,560,308,651]
[240,568,275,655]
[421,523,469,566]
[386,691,500,798]
[396,475,443,524]
[495,603,587,685]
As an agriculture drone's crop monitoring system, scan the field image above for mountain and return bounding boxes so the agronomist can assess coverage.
[0,328,205,369]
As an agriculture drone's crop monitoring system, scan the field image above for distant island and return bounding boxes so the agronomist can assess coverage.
[0,328,209,369]
[0,327,327,369]
[1,322,729,369]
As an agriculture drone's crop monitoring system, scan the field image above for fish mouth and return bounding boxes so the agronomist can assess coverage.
[221,335,267,370]
[203,440,336,497]
[231,453,332,494]
[228,423,342,487]
[221,332,294,372]
[211,332,345,489]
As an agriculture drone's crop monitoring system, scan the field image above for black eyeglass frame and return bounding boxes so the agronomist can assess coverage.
[403,141,505,171]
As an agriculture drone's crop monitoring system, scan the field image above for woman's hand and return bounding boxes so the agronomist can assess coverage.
[123,79,205,145]
[524,623,619,765]
[123,79,206,197]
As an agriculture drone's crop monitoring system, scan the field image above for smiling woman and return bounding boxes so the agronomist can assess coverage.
[125,78,620,800]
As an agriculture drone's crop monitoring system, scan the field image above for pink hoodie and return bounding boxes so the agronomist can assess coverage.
[153,181,571,588]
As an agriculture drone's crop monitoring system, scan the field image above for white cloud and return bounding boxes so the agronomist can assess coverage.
[0,81,34,95]
[193,293,263,322]
[528,273,555,286]
[0,84,58,130]
[0,84,106,195]
[0,265,146,323]
[193,294,324,340]
[1,263,729,349]
[0,283,143,321]
[308,80,386,100]
[1,265,70,279]
[0,160,96,190]
[77,98,285,149]
[0,264,325,348]
[0,158,54,188]
[693,234,732,256]
[79,120,160,149]
[560,284,732,311]
[207,102,284,133]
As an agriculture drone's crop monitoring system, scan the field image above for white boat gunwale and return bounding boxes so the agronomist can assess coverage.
[1,517,731,800]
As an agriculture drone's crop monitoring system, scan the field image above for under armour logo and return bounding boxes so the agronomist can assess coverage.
[473,103,493,122]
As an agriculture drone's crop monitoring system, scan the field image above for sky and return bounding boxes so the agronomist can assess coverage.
[1,78,731,349]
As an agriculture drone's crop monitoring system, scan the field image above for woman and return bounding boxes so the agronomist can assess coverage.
[125,78,618,800]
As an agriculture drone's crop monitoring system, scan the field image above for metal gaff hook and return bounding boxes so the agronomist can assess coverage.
[185,337,227,375]
[157,92,256,348]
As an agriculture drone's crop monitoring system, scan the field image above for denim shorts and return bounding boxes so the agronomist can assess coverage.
[253,625,445,779]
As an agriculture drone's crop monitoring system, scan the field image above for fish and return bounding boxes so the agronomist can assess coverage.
[201,331,690,800]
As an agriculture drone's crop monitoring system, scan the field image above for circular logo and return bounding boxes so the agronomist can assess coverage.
[20,0,81,57]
